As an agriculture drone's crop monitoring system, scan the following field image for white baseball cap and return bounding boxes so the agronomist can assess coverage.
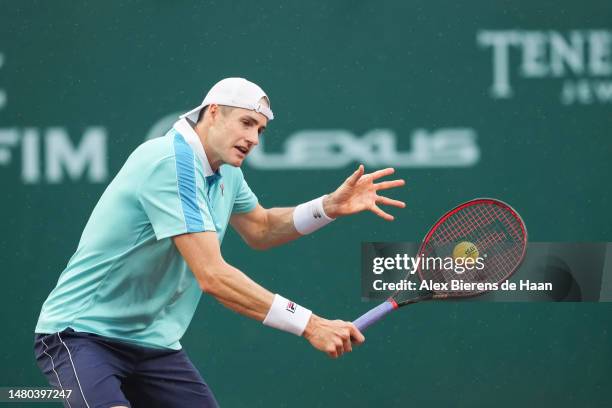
[180,77,274,122]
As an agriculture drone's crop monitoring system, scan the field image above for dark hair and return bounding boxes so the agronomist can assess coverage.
[197,105,238,123]
[197,106,209,123]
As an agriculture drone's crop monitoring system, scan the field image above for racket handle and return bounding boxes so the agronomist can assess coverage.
[353,299,398,332]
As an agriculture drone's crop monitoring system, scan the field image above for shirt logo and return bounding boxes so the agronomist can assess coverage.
[286,301,296,313]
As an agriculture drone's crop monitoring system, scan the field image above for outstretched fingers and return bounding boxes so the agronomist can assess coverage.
[371,204,394,221]
[376,195,406,208]
[368,167,395,180]
[375,179,405,191]
[347,164,365,186]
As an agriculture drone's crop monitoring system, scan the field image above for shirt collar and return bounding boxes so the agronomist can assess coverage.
[173,118,216,177]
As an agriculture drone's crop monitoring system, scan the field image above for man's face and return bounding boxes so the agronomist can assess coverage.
[207,105,268,168]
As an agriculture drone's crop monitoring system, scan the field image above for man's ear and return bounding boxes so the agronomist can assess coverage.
[208,104,220,119]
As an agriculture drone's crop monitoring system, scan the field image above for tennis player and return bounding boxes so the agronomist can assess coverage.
[34,78,406,407]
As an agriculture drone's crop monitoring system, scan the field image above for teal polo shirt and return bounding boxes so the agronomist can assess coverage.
[35,118,258,350]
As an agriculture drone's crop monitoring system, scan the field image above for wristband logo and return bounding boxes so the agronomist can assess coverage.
[286,301,296,313]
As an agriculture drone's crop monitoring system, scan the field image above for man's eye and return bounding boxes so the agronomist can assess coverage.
[241,120,250,126]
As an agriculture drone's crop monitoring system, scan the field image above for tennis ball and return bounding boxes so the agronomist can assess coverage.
[452,241,479,260]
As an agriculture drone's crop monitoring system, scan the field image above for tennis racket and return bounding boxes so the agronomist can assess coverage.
[353,198,527,332]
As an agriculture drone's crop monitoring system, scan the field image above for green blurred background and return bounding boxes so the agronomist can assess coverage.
[1,1,611,407]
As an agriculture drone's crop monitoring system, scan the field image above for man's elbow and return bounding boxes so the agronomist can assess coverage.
[196,265,226,294]
[198,277,217,294]
[246,238,270,251]
[240,230,270,250]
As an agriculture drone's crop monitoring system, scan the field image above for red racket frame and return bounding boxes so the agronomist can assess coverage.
[396,198,528,306]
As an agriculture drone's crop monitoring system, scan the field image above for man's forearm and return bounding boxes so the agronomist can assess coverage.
[174,232,313,337]
[231,196,339,250]
[173,232,275,320]
[256,207,301,249]
[200,259,275,321]
[258,194,342,249]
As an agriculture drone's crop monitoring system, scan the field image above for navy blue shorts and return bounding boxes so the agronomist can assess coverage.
[34,328,219,408]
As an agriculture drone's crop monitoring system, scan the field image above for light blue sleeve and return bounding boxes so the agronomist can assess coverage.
[232,170,258,214]
[140,153,216,240]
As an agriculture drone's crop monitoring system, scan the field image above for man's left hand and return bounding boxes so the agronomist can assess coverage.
[323,165,406,221]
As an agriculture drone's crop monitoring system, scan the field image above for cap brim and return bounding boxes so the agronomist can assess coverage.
[179,104,206,122]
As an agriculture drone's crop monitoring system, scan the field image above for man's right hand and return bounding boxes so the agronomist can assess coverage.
[302,314,365,358]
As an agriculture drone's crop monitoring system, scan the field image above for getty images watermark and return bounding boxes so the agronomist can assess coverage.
[370,250,549,293]
[361,242,612,302]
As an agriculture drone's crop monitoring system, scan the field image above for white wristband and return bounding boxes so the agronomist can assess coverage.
[293,195,335,235]
[263,294,312,336]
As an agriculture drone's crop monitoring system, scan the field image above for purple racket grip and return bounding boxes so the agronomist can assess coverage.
[353,299,398,332]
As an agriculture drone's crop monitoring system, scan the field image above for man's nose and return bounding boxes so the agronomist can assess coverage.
[246,131,260,147]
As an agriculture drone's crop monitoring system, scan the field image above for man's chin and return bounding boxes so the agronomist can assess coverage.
[228,158,244,167]
[223,151,247,167]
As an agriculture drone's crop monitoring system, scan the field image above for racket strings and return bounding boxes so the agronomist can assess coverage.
[417,202,526,296]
